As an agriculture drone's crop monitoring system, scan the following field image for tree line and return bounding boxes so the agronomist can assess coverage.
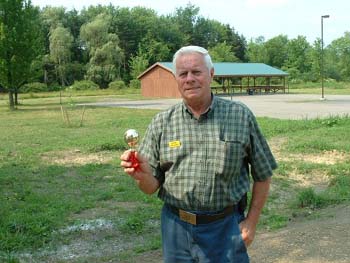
[1,0,350,109]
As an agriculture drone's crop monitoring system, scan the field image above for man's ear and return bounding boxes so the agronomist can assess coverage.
[210,68,214,79]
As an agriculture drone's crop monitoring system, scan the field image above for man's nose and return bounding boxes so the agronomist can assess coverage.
[185,72,195,82]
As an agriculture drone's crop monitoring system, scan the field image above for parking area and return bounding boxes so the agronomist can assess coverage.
[83,94,350,119]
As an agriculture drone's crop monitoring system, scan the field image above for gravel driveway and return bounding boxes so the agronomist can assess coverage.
[83,94,350,119]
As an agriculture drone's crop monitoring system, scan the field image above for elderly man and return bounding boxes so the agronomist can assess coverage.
[121,46,277,262]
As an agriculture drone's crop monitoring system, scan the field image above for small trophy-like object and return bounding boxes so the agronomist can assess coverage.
[124,129,139,169]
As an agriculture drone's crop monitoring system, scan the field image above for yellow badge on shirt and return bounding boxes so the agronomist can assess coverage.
[169,140,181,148]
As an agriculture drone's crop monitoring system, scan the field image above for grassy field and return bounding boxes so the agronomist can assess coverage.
[288,80,350,94]
[0,87,349,262]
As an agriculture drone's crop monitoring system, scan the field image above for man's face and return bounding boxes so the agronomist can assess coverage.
[175,53,214,103]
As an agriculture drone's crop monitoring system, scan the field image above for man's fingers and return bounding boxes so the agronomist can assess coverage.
[120,150,131,161]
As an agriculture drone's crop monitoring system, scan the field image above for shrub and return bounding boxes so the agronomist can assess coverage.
[69,80,99,91]
[21,82,48,93]
[47,83,62,92]
[129,79,140,89]
[296,188,327,209]
[108,80,126,90]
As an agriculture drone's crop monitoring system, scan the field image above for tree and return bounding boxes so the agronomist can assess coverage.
[129,49,149,80]
[0,0,42,109]
[247,36,268,63]
[192,17,218,48]
[209,42,239,62]
[173,3,200,45]
[327,32,350,81]
[264,35,289,68]
[49,25,74,87]
[138,35,171,66]
[110,6,173,79]
[220,24,247,62]
[284,36,312,80]
[80,14,124,88]
[306,39,322,81]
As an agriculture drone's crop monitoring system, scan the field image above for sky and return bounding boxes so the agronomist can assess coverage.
[31,0,349,46]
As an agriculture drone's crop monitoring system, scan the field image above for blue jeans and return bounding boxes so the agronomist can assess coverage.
[161,204,249,263]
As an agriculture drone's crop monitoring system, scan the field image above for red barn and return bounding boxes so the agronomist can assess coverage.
[138,62,180,98]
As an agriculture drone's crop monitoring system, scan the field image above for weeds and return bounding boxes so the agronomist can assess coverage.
[295,188,328,209]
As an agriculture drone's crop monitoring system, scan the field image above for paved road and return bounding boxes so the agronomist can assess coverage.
[83,94,350,119]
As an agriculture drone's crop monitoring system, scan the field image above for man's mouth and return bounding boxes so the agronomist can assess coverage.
[185,86,199,91]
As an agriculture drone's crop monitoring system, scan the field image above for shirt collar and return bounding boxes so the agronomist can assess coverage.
[182,93,217,119]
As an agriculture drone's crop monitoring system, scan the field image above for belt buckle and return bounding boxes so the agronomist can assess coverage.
[179,210,197,225]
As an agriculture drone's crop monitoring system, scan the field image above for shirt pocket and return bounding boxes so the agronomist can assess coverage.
[215,140,243,179]
[160,141,185,169]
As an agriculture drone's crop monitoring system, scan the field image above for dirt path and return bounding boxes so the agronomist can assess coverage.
[249,204,350,263]
[130,204,350,263]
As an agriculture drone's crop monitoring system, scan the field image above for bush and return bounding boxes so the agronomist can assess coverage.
[21,82,48,93]
[129,79,140,89]
[108,80,126,90]
[296,188,327,209]
[47,83,62,92]
[69,80,99,91]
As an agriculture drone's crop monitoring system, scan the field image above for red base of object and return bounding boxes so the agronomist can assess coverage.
[129,151,139,169]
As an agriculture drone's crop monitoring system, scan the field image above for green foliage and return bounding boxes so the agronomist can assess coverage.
[46,83,62,92]
[64,62,86,85]
[129,79,141,89]
[69,80,99,91]
[21,82,48,93]
[80,13,124,88]
[108,80,126,90]
[138,37,171,66]
[129,50,149,79]
[285,36,312,76]
[247,36,268,63]
[295,188,328,209]
[49,25,74,86]
[121,215,145,234]
[327,32,350,81]
[209,42,239,62]
[0,0,42,108]
[262,214,289,230]
[264,35,289,68]
[284,117,350,153]
[328,173,350,201]
[49,26,74,65]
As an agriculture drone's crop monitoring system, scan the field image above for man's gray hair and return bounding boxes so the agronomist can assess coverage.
[172,46,214,75]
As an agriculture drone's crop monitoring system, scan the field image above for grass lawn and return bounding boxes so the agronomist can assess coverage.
[288,80,350,94]
[0,88,349,262]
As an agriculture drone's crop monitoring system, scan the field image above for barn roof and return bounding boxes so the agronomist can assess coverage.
[138,62,288,79]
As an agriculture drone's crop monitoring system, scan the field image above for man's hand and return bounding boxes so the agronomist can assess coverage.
[239,177,271,247]
[239,218,257,247]
[120,150,160,194]
[120,150,149,179]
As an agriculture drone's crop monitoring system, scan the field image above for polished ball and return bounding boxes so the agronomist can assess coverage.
[124,129,139,148]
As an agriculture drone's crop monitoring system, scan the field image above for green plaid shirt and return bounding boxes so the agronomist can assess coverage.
[139,95,277,211]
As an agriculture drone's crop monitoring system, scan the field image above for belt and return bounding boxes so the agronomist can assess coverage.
[167,204,235,225]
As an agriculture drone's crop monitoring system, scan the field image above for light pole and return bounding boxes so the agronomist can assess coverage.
[321,15,330,100]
